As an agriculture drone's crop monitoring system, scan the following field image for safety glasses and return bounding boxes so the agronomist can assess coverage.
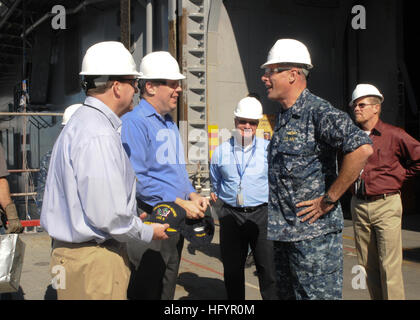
[237,119,259,126]
[116,78,139,90]
[350,103,377,109]
[263,67,291,76]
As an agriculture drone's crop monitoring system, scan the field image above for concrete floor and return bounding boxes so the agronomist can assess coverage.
[2,216,420,300]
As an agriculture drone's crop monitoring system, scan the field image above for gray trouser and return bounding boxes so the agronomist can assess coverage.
[127,232,184,300]
[219,203,278,300]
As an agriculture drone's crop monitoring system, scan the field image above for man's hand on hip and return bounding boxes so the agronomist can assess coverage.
[296,196,335,224]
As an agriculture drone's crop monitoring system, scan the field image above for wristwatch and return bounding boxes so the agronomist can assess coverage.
[322,193,338,206]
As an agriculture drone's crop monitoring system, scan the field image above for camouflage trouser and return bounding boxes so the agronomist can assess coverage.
[273,231,343,300]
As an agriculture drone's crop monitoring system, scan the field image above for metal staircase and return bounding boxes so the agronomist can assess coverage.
[180,0,210,194]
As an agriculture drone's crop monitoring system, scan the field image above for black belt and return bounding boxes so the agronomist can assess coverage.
[356,191,400,202]
[53,238,121,249]
[224,203,267,213]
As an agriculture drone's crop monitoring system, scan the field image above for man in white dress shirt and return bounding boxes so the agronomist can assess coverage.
[40,41,169,300]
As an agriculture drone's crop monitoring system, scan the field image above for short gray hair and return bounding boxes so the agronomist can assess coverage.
[300,68,309,78]
[281,63,310,79]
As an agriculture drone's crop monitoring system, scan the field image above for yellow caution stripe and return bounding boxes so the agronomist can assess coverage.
[144,221,178,233]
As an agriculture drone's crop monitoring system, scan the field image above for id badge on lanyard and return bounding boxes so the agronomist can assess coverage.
[236,184,244,206]
[233,141,256,207]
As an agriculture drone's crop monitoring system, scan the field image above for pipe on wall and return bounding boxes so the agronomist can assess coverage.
[146,0,153,53]
[168,0,177,58]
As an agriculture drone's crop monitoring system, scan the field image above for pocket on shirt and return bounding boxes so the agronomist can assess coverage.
[291,232,343,278]
[281,151,318,181]
[273,140,315,169]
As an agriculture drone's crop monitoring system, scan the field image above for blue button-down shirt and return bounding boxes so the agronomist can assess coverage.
[40,96,153,244]
[210,136,269,207]
[121,99,195,207]
[268,89,372,242]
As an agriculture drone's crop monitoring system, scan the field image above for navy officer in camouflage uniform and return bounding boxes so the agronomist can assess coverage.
[260,39,373,299]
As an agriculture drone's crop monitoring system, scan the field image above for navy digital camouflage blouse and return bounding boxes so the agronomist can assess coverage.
[268,88,372,242]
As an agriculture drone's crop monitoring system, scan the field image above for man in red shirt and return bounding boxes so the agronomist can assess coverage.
[349,84,420,300]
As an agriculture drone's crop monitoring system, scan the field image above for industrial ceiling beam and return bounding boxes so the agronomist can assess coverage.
[0,0,22,30]
[0,51,22,57]
[1,0,13,8]
[20,0,108,37]
[0,32,23,39]
[1,20,24,29]
[0,42,29,49]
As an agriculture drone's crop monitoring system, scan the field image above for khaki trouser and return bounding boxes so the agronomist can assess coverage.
[351,193,405,300]
[50,239,131,300]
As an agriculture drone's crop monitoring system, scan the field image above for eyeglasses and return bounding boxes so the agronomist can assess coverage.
[113,78,139,90]
[350,103,377,109]
[263,67,291,76]
[237,119,259,126]
[153,80,181,89]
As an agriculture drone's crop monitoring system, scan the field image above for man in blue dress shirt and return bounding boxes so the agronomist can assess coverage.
[41,42,169,300]
[210,96,278,300]
[121,51,209,300]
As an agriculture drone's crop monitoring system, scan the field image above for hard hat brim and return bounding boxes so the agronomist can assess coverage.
[234,112,263,120]
[260,60,313,70]
[139,74,186,80]
[349,94,384,107]
[80,71,142,76]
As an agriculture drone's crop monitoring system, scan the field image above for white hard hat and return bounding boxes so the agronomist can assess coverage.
[234,97,263,120]
[62,103,83,125]
[349,84,384,106]
[139,51,185,80]
[261,39,313,70]
[79,41,141,77]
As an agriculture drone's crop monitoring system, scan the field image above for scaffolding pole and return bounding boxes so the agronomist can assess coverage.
[0,110,63,219]
[0,112,63,116]
[8,169,40,173]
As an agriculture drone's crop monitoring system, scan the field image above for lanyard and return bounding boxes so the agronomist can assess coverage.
[84,103,117,130]
[232,138,257,186]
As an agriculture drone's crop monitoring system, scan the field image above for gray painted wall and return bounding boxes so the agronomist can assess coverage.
[207,0,402,134]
